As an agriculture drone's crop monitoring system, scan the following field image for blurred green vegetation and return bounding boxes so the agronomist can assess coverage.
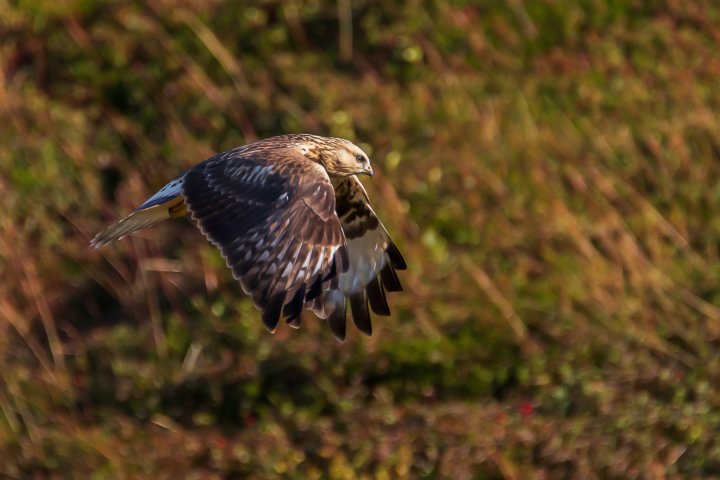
[2,0,720,477]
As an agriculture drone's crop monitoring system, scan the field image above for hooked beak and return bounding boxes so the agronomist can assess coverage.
[364,165,374,177]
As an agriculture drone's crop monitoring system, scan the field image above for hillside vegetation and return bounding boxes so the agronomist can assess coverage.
[2,1,720,477]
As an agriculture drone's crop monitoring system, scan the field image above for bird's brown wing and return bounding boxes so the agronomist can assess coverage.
[182,148,348,331]
[310,175,406,340]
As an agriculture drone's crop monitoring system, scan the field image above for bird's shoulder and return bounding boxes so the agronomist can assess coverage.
[332,175,379,239]
[207,141,327,186]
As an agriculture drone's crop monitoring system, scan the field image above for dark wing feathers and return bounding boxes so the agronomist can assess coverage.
[283,283,306,327]
[328,305,347,341]
[386,241,407,270]
[349,292,372,336]
[182,149,347,331]
[324,290,348,341]
[93,135,405,341]
[366,276,390,316]
[262,291,286,332]
[380,261,403,292]
[310,175,405,339]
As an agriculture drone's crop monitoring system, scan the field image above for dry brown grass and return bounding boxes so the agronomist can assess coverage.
[2,0,720,477]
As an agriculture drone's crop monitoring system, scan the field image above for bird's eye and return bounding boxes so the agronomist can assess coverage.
[356,154,365,163]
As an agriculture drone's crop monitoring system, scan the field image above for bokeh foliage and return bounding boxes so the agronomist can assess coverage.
[2,0,720,477]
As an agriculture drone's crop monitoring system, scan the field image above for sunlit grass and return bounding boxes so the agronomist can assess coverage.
[2,0,720,477]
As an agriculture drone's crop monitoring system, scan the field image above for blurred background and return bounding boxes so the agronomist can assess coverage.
[2,0,720,477]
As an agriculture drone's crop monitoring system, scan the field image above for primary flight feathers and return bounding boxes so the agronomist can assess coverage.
[91,134,406,340]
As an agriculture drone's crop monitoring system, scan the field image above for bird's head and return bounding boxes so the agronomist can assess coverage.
[297,135,373,178]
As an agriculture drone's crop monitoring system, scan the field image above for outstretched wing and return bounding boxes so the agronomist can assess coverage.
[182,148,348,331]
[311,175,406,340]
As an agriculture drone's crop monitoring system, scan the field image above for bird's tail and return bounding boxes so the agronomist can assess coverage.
[90,197,187,248]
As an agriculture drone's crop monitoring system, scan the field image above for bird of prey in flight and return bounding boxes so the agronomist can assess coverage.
[92,134,406,340]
